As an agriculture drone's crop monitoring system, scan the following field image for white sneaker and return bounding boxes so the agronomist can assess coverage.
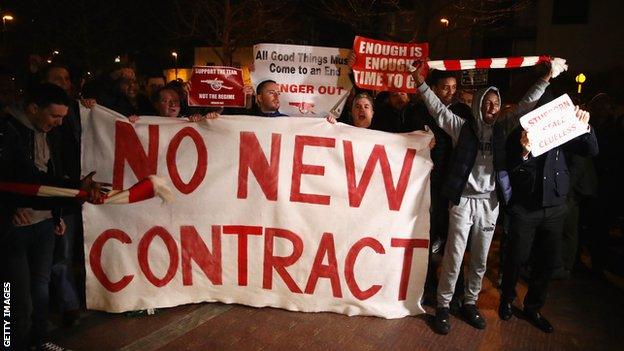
[37,342,72,351]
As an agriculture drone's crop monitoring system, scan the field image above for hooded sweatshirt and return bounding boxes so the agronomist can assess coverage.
[7,104,53,225]
[417,79,550,201]
[461,87,500,198]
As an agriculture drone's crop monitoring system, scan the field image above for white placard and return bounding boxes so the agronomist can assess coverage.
[251,43,352,118]
[520,94,588,157]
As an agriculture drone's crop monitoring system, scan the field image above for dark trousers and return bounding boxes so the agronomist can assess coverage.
[501,203,567,311]
[424,181,447,298]
[51,214,80,313]
[562,195,580,271]
[5,219,56,349]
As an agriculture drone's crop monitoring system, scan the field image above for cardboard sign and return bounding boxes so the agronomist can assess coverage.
[251,43,352,117]
[188,66,245,107]
[520,94,588,157]
[461,69,488,86]
[351,36,428,93]
[81,105,434,319]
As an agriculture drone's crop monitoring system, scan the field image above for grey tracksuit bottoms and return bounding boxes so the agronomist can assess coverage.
[437,195,500,308]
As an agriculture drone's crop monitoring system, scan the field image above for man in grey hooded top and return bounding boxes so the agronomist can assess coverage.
[412,61,552,335]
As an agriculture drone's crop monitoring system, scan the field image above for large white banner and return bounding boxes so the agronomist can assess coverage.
[251,43,352,118]
[81,105,433,319]
[520,94,589,157]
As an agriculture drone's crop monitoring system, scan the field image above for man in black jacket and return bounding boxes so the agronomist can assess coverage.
[0,83,105,350]
[40,63,84,326]
[499,91,599,333]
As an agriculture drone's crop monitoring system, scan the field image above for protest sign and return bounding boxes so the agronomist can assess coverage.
[461,69,488,87]
[251,43,352,118]
[520,94,589,157]
[80,105,433,319]
[188,66,245,107]
[351,36,428,93]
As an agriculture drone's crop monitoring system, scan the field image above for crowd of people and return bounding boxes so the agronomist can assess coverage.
[1,49,623,350]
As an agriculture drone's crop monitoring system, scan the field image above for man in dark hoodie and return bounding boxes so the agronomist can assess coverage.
[412,61,552,335]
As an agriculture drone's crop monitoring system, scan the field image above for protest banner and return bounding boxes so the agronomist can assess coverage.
[250,43,352,118]
[351,36,428,93]
[81,105,433,319]
[520,94,589,157]
[188,66,245,107]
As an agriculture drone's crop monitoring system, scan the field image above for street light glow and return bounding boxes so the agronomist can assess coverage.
[575,73,587,94]
[114,56,121,63]
[53,50,60,55]
[440,18,450,27]
[2,15,14,22]
[172,52,179,79]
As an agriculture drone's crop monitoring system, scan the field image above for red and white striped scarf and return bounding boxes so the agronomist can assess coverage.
[425,56,568,78]
[0,175,173,205]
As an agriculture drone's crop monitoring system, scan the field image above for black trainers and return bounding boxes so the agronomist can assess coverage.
[449,297,462,314]
[498,301,513,320]
[462,304,486,329]
[524,309,554,333]
[433,307,451,335]
[62,309,80,327]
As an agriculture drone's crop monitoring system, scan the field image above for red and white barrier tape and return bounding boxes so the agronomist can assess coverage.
[0,175,173,205]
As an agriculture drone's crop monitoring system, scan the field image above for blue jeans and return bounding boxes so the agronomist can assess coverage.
[5,219,56,348]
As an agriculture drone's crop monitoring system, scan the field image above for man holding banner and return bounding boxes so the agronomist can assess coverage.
[0,83,109,350]
[254,80,289,117]
[500,92,598,333]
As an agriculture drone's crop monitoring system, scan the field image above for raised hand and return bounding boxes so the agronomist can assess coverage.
[575,105,590,130]
[537,60,553,83]
[520,130,532,158]
[411,60,427,86]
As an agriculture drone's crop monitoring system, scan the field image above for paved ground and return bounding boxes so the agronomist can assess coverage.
[49,244,624,351]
